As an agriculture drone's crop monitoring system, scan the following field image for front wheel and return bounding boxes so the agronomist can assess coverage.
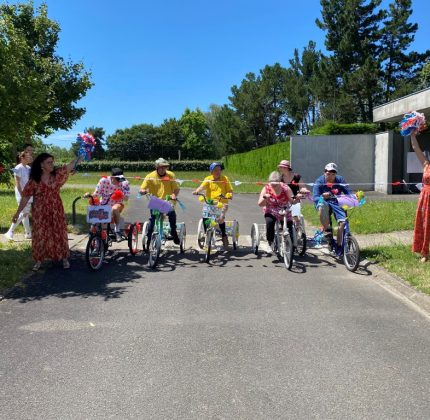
[232,220,239,250]
[343,234,360,272]
[85,235,105,271]
[128,223,139,255]
[251,223,259,255]
[141,221,149,252]
[197,219,205,249]
[295,226,307,256]
[148,233,161,269]
[281,233,293,270]
[179,224,186,253]
[205,229,213,263]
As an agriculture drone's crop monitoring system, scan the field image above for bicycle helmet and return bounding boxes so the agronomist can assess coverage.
[209,162,222,172]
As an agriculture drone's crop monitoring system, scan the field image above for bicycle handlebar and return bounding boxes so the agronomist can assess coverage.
[195,192,230,205]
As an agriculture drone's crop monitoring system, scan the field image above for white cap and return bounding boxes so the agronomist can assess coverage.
[155,158,169,168]
[325,162,338,172]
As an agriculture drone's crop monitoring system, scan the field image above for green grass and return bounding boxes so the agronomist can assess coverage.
[362,245,430,295]
[301,201,416,234]
[0,242,33,291]
[67,171,263,193]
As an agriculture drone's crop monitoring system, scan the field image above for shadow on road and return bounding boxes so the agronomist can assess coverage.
[4,249,147,303]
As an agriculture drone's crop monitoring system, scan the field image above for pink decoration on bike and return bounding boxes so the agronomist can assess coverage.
[337,195,359,207]
[147,196,173,213]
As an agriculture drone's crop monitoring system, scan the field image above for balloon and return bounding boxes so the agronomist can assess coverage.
[76,131,96,161]
[111,189,124,201]
[400,111,426,136]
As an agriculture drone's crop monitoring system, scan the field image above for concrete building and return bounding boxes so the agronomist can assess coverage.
[290,88,430,194]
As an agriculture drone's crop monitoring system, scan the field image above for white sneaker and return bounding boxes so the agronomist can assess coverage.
[24,233,32,239]
[4,231,14,241]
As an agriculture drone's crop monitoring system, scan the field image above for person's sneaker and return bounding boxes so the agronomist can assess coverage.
[222,236,229,248]
[172,231,180,245]
[4,231,14,241]
[24,232,32,240]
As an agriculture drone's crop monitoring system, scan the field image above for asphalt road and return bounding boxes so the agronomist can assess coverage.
[1,191,430,419]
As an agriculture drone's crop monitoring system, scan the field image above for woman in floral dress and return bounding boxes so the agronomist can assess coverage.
[12,153,81,271]
[411,131,430,263]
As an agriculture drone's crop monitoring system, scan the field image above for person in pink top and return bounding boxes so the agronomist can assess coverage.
[258,171,293,247]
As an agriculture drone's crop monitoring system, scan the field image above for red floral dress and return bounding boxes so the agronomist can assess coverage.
[413,163,430,257]
[22,167,70,262]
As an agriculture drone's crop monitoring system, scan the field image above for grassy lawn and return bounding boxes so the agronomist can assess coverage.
[362,245,430,295]
[301,201,416,234]
[0,187,88,292]
[67,170,263,193]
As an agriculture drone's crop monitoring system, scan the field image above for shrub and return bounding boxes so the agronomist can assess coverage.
[224,141,290,179]
[75,160,216,172]
[309,121,378,135]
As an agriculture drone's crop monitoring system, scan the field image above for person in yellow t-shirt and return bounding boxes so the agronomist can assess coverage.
[140,158,180,246]
[193,162,233,247]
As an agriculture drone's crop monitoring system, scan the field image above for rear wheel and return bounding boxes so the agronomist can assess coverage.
[205,229,213,263]
[232,220,239,250]
[127,223,139,255]
[281,233,293,270]
[148,233,161,269]
[179,224,186,253]
[197,219,205,249]
[251,223,259,255]
[141,221,149,252]
[295,226,307,256]
[343,234,360,272]
[85,235,105,271]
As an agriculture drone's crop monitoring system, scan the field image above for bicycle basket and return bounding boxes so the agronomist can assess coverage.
[87,205,112,224]
[148,196,173,213]
[202,204,221,219]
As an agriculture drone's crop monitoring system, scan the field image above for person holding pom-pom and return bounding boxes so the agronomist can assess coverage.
[411,130,430,263]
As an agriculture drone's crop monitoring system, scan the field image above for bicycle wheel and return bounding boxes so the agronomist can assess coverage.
[141,221,149,252]
[85,235,105,271]
[295,226,307,256]
[232,220,239,250]
[127,223,139,255]
[148,233,161,269]
[205,229,213,263]
[251,223,259,255]
[197,219,205,249]
[343,234,360,272]
[281,233,293,270]
[179,224,186,253]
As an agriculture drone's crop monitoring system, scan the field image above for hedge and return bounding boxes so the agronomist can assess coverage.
[224,141,290,179]
[74,160,216,172]
[309,121,378,135]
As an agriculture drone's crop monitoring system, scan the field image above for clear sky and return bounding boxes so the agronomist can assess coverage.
[18,0,430,147]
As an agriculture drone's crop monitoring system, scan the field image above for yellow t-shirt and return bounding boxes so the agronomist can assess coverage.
[200,175,233,203]
[141,170,179,199]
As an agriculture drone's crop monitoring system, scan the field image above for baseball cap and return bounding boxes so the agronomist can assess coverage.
[278,160,292,169]
[209,162,222,172]
[324,162,338,172]
[111,167,125,181]
[155,158,170,168]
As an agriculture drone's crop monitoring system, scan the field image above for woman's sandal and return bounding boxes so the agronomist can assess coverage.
[420,256,428,263]
[32,262,42,272]
[63,259,70,269]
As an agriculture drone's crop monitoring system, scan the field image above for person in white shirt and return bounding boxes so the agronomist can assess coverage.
[4,151,33,240]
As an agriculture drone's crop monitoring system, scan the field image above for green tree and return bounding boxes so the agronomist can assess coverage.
[158,118,183,160]
[179,108,212,160]
[0,2,92,144]
[107,124,159,161]
[316,0,384,122]
[206,104,253,157]
[229,63,291,146]
[379,0,430,101]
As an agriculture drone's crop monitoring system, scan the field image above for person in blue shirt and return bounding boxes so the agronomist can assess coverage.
[312,162,353,246]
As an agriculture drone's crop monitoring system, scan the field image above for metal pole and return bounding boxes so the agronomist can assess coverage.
[72,196,82,225]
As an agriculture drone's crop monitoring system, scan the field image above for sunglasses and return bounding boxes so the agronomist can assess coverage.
[325,170,337,174]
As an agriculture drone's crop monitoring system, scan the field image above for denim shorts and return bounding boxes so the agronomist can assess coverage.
[316,199,346,223]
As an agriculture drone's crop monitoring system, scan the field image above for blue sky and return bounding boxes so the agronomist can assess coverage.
[17,0,430,147]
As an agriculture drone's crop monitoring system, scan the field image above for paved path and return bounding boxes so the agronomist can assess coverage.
[1,191,429,419]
